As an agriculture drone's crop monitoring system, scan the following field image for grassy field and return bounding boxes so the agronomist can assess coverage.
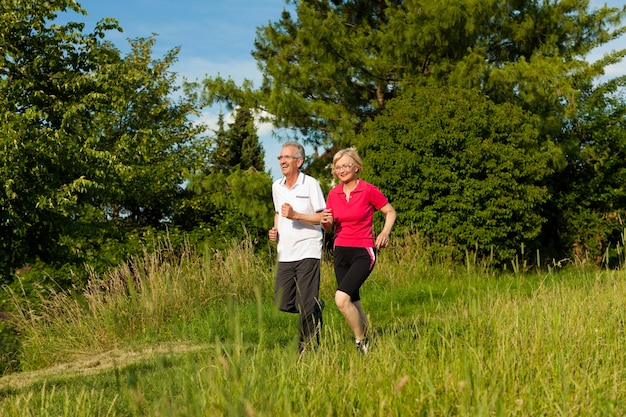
[1,237,625,416]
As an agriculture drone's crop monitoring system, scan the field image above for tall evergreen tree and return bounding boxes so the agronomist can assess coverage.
[210,112,230,172]
[180,106,270,245]
[197,0,625,148]
[228,107,265,172]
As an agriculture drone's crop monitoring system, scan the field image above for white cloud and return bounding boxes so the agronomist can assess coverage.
[604,62,626,78]
[173,56,262,86]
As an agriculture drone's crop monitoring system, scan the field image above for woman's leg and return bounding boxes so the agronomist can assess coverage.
[353,299,369,337]
[334,247,376,341]
[335,290,366,340]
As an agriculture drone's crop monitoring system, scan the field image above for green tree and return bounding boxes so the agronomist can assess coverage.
[357,86,556,263]
[210,112,230,171]
[201,107,265,174]
[0,1,204,286]
[227,107,265,172]
[178,168,274,248]
[97,37,203,229]
[198,0,625,148]
[546,81,626,265]
[178,106,269,245]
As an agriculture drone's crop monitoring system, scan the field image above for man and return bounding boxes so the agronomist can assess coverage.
[269,142,325,353]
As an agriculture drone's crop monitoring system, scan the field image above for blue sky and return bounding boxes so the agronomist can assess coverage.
[63,1,624,178]
[64,0,297,178]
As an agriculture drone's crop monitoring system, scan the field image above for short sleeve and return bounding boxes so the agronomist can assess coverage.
[310,179,326,212]
[369,184,388,210]
[271,181,281,213]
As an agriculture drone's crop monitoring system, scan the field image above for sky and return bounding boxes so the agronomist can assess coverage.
[62,0,298,179]
[61,0,625,178]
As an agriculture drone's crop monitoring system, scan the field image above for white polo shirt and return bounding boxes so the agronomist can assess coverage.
[272,172,326,262]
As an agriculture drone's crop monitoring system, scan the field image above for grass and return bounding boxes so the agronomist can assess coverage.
[1,237,625,416]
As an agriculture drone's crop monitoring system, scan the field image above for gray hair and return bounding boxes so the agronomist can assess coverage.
[282,141,305,160]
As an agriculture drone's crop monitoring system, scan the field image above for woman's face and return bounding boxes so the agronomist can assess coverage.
[334,155,358,183]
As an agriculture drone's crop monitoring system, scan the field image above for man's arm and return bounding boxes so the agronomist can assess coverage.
[269,212,279,242]
[280,203,323,225]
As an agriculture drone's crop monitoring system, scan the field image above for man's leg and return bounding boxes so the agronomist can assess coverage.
[275,262,298,313]
[294,258,322,350]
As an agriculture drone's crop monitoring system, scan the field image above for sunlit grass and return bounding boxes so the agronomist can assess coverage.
[1,236,625,416]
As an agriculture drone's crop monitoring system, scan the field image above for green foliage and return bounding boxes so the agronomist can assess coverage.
[227,107,265,172]
[2,0,624,335]
[198,0,625,148]
[357,86,555,263]
[209,112,230,171]
[208,107,265,172]
[91,37,204,228]
[547,82,626,264]
[0,1,205,287]
[176,105,270,249]
[1,0,112,282]
[179,169,274,248]
[194,0,626,262]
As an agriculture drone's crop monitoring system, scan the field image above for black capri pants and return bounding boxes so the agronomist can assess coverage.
[334,246,376,302]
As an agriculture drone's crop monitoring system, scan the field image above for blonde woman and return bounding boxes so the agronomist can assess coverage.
[321,148,396,354]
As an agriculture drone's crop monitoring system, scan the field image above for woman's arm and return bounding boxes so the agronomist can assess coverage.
[320,208,334,231]
[375,203,396,249]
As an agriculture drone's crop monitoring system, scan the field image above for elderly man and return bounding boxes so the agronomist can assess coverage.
[269,142,325,353]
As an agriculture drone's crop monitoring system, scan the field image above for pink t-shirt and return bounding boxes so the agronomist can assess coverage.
[326,180,388,248]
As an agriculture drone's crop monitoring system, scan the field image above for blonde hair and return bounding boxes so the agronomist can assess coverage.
[332,147,363,178]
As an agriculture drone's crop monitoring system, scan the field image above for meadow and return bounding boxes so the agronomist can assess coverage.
[0,236,624,416]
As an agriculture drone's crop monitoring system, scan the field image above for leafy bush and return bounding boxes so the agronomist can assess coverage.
[358,86,556,264]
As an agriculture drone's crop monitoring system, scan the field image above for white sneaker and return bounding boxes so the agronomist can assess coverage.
[356,337,370,355]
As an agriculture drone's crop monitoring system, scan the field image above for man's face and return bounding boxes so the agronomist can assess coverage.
[278,146,301,176]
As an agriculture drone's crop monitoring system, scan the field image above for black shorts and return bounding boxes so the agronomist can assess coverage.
[334,246,376,302]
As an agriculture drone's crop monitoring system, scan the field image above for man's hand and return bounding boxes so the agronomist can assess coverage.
[269,226,278,242]
[281,203,296,219]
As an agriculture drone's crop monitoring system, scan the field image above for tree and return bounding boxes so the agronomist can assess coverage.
[178,168,274,248]
[546,81,626,265]
[198,0,625,149]
[210,112,230,171]
[0,1,204,286]
[201,107,265,174]
[357,86,556,263]
[178,107,270,245]
[227,107,265,172]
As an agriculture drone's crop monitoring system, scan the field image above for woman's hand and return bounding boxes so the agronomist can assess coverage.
[376,203,396,249]
[320,208,334,229]
[375,232,390,249]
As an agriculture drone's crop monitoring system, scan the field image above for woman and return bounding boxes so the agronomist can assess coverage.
[321,148,396,354]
